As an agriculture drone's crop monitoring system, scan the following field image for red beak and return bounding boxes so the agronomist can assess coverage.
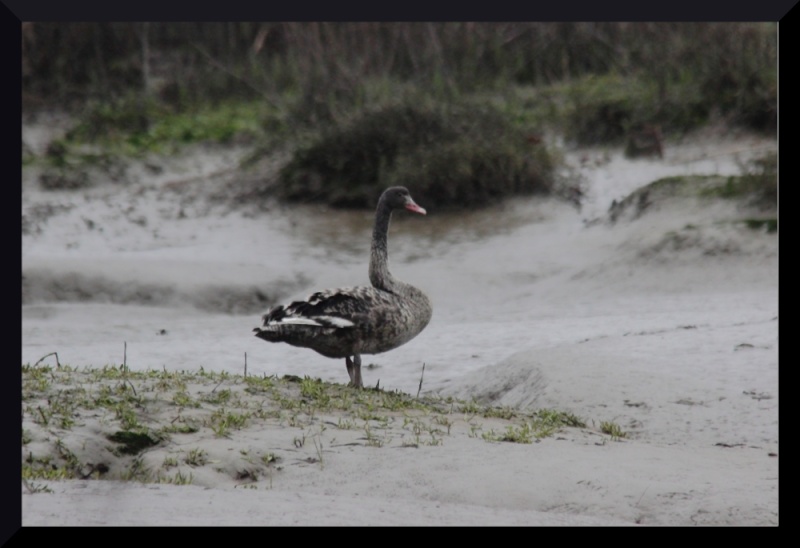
[404,198,427,215]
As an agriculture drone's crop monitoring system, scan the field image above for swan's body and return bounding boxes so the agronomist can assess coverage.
[254,187,432,388]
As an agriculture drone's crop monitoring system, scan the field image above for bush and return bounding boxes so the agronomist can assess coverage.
[565,73,712,146]
[386,140,554,209]
[276,101,557,210]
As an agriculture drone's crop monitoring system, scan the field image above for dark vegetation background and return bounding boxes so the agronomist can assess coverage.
[21,22,777,209]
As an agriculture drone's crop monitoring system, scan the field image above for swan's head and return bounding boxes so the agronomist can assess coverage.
[382,186,426,215]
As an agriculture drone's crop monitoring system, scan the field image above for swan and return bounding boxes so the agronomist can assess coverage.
[254,186,432,388]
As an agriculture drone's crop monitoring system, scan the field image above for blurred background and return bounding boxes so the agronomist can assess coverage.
[21,22,777,210]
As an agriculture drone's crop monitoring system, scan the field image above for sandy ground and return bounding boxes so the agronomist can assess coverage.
[20,125,778,526]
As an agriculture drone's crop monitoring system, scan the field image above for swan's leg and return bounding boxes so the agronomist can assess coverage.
[352,354,363,389]
[345,356,355,385]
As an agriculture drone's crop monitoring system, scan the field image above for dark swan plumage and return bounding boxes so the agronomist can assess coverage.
[253,186,432,388]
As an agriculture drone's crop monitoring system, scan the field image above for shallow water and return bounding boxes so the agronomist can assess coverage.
[22,131,777,398]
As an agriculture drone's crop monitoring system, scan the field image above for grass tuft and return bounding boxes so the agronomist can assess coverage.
[600,421,627,441]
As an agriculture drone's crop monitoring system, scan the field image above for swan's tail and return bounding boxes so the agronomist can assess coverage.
[253,326,283,342]
[253,302,355,346]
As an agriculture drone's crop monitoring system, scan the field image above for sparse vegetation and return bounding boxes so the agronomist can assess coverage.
[481,409,587,444]
[710,154,777,205]
[608,163,777,227]
[21,363,617,490]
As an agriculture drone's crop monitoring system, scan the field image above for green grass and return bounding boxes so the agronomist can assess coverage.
[209,409,250,438]
[28,98,270,191]
[184,448,209,467]
[481,409,587,444]
[63,98,267,154]
[600,421,627,441]
[694,153,776,206]
[156,469,194,485]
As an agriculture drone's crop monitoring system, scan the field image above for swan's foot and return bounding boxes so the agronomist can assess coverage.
[345,355,363,389]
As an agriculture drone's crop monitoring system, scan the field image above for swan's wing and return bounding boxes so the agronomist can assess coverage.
[260,287,380,329]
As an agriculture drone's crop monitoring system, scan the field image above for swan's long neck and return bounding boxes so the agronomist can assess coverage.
[369,199,397,291]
